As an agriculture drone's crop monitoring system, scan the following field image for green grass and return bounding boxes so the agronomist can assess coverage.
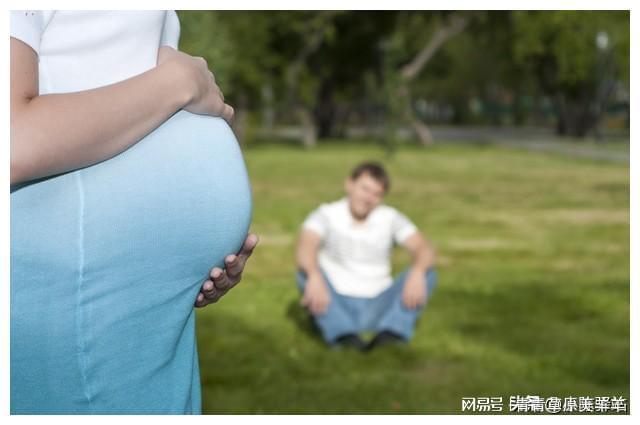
[195,142,629,414]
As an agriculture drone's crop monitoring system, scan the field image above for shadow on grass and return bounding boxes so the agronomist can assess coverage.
[196,298,437,413]
[285,299,326,348]
[283,294,433,349]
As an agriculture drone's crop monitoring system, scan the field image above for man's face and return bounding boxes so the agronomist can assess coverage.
[345,172,386,220]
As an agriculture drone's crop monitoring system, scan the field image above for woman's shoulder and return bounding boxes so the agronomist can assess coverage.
[10,10,55,54]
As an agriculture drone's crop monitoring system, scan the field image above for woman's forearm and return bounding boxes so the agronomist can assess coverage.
[10,60,191,185]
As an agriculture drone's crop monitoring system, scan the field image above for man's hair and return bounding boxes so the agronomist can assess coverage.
[350,162,390,192]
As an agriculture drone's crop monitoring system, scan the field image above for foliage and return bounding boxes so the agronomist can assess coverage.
[512,11,629,89]
[178,11,275,102]
[177,11,630,139]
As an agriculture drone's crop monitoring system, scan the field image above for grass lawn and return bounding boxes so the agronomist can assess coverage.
[195,141,630,414]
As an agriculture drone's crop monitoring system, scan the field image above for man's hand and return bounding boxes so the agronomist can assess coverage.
[300,272,331,316]
[402,268,428,310]
[194,234,259,308]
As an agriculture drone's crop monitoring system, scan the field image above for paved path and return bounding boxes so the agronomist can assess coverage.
[258,125,630,163]
[492,139,629,163]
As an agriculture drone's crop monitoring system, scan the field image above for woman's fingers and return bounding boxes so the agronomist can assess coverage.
[211,78,224,101]
[161,49,233,122]
[211,267,233,290]
[227,253,252,279]
[234,234,258,270]
[239,234,259,259]
[202,279,214,292]
[201,279,221,299]
[198,278,220,300]
[195,290,222,307]
[220,103,234,125]
[195,235,259,307]
[196,276,227,307]
[223,233,259,281]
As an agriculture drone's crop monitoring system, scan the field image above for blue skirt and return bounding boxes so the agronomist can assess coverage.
[11,111,253,414]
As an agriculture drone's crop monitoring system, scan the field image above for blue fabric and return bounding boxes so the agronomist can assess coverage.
[11,111,253,414]
[296,268,437,344]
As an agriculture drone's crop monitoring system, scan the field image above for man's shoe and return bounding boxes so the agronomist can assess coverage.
[334,333,367,351]
[366,330,406,351]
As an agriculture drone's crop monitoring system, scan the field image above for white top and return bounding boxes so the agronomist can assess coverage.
[10,10,180,94]
[302,198,418,298]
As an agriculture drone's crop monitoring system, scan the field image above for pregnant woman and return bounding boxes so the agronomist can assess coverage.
[10,11,256,414]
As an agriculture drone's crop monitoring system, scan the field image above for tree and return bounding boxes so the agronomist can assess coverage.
[512,11,629,138]
[180,11,343,148]
[378,12,471,145]
[281,11,341,148]
[176,11,629,145]
[307,12,397,139]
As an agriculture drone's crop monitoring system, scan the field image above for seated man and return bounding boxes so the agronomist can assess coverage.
[295,162,437,352]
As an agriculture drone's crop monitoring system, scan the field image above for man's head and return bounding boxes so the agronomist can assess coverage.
[345,162,390,221]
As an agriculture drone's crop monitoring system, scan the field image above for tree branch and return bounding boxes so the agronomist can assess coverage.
[400,14,469,82]
[286,11,339,97]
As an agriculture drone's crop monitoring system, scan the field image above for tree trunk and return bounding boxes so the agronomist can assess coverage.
[394,14,469,146]
[410,117,434,145]
[296,106,317,148]
[555,93,595,138]
[397,83,434,145]
[261,83,275,130]
[284,12,338,148]
[315,79,337,139]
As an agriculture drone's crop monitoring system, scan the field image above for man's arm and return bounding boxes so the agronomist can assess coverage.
[296,229,323,277]
[401,232,436,309]
[403,232,436,273]
[296,229,331,315]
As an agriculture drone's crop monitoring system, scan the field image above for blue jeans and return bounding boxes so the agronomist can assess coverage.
[296,268,437,344]
[11,111,252,414]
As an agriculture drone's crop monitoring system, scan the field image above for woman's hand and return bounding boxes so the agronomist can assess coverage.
[157,46,234,125]
[195,234,259,308]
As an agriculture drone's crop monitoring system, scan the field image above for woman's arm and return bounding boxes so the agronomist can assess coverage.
[10,39,232,185]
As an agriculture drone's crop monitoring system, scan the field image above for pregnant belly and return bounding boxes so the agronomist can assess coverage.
[10,110,252,412]
[80,110,253,292]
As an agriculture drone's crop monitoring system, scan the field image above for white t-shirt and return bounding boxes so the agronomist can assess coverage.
[302,198,418,298]
[10,10,180,94]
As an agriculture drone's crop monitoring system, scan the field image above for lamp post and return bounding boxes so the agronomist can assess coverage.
[594,31,610,142]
